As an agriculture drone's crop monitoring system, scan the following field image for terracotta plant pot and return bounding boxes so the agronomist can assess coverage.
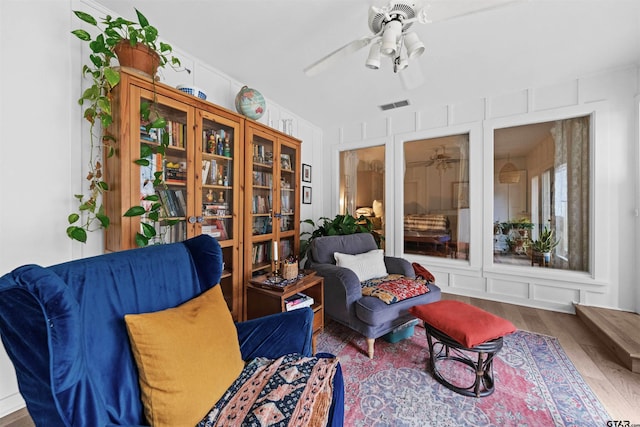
[113,40,160,78]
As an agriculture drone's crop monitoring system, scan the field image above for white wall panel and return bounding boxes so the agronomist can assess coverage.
[451,98,485,124]
[489,278,530,299]
[488,89,529,118]
[533,79,579,111]
[365,118,388,140]
[418,105,449,130]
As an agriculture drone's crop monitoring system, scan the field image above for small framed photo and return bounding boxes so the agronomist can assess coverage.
[302,163,312,183]
[281,154,291,170]
[302,186,312,204]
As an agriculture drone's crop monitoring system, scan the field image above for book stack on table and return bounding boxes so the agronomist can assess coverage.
[285,293,314,311]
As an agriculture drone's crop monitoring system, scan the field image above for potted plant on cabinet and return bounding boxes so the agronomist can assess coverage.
[531,226,560,265]
[67,8,181,244]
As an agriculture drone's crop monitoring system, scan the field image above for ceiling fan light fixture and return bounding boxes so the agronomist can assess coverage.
[365,43,381,69]
[404,31,425,58]
[380,20,402,56]
[395,47,409,72]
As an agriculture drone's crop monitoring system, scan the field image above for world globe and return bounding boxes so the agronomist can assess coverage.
[235,86,266,120]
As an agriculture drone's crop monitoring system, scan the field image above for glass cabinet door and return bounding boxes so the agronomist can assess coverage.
[278,143,298,263]
[249,133,275,276]
[138,89,192,245]
[199,113,237,243]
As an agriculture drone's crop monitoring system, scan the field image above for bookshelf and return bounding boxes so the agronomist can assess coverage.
[243,121,302,309]
[104,69,243,320]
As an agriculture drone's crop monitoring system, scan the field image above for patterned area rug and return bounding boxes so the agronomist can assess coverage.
[316,321,610,427]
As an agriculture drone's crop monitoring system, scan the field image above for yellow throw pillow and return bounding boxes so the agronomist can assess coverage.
[125,286,244,427]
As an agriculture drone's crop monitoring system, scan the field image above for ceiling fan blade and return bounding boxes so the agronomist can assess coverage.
[424,0,523,23]
[304,35,378,76]
[399,61,424,90]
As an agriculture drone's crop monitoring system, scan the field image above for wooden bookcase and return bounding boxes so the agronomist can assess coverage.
[104,69,243,320]
[242,121,302,319]
[104,69,303,321]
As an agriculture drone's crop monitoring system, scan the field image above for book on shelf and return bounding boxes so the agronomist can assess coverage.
[285,293,314,311]
[202,160,210,185]
[201,220,228,240]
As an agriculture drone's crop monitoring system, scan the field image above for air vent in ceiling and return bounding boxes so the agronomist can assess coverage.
[379,99,410,111]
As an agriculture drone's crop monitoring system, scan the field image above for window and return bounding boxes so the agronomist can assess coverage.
[403,134,470,259]
[493,116,590,271]
[339,146,385,240]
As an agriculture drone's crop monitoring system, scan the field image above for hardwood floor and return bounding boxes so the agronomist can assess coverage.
[2,294,639,425]
[443,293,640,423]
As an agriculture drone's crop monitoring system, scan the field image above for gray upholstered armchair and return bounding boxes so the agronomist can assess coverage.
[305,233,441,358]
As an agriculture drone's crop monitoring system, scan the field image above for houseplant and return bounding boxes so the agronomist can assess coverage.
[67,9,181,244]
[300,213,377,260]
[531,226,560,264]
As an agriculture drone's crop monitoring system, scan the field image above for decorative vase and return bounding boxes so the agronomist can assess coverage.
[113,40,160,78]
[543,252,551,264]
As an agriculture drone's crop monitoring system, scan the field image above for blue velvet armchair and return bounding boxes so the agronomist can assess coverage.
[0,235,343,426]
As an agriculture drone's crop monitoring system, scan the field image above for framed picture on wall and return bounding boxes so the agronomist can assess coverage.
[453,181,469,208]
[302,163,312,182]
[302,186,312,204]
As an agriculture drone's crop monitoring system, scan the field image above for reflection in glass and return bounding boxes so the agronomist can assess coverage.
[493,116,589,271]
[339,146,385,242]
[403,134,470,259]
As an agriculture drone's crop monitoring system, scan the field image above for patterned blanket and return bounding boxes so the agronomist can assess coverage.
[361,274,431,304]
[198,354,338,427]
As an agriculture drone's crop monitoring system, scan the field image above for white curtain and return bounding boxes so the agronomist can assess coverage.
[343,150,358,215]
[550,117,589,271]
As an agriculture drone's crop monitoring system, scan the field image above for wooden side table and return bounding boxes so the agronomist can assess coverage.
[246,273,324,353]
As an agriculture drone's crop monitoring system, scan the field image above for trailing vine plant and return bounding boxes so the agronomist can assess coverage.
[67,9,181,245]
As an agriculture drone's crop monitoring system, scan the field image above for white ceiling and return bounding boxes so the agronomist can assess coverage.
[96,0,640,132]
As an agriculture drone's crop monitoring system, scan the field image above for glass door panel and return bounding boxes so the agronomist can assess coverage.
[201,116,235,242]
[139,92,190,244]
[279,144,296,233]
[250,134,275,276]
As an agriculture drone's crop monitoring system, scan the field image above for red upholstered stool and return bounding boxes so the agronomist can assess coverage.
[409,300,516,397]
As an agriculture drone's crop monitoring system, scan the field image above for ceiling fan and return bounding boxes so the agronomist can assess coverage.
[303,0,520,80]
[408,146,460,170]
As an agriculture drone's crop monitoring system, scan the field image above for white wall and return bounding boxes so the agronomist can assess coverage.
[0,0,323,417]
[325,66,639,315]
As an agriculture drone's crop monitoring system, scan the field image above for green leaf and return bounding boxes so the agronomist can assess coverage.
[134,158,150,166]
[67,226,87,243]
[143,26,158,43]
[68,213,80,224]
[140,144,153,157]
[97,97,112,114]
[73,10,97,26]
[96,213,110,228]
[104,67,120,87]
[107,146,116,158]
[159,42,173,53]
[150,117,166,129]
[167,219,181,226]
[123,206,147,217]
[148,211,159,222]
[140,101,151,121]
[71,29,92,41]
[97,181,109,191]
[135,9,150,28]
[141,222,156,238]
[144,194,159,202]
[135,232,149,247]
